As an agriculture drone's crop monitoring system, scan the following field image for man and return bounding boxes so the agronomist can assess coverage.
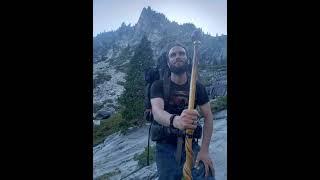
[150,43,215,179]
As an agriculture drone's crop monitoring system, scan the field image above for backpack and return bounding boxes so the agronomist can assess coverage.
[143,68,161,122]
[143,67,169,166]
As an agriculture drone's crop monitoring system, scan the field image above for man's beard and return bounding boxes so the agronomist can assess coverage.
[168,62,188,75]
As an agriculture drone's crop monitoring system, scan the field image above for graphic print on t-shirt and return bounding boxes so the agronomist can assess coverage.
[169,90,189,114]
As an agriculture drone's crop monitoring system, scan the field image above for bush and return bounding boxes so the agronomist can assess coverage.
[133,145,156,168]
[200,75,212,87]
[210,95,227,112]
[96,168,121,180]
[93,113,124,146]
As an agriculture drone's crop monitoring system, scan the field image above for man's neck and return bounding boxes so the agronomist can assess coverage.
[170,72,187,85]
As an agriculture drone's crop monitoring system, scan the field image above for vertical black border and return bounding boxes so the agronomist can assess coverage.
[226,0,309,179]
[6,1,95,179]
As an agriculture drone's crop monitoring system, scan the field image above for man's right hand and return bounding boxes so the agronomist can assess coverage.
[173,109,199,130]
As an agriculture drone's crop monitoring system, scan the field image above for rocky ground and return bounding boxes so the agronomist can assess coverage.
[93,110,227,180]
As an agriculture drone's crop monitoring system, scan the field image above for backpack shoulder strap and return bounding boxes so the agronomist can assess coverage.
[163,76,170,108]
[144,83,152,110]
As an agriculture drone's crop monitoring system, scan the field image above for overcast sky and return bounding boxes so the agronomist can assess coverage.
[93,0,227,37]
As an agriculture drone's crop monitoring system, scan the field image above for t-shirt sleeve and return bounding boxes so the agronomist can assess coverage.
[150,80,164,99]
[196,82,209,106]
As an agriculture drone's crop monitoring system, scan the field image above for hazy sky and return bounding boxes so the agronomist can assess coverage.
[93,0,227,37]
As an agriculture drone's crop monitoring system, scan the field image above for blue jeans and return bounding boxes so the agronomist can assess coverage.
[156,141,215,180]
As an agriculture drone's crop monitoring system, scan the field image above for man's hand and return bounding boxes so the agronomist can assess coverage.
[173,109,199,130]
[195,150,214,177]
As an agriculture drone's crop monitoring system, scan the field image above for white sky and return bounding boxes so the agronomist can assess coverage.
[93,0,227,37]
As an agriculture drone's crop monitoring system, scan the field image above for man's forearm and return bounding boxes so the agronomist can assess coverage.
[153,109,172,127]
[201,115,213,152]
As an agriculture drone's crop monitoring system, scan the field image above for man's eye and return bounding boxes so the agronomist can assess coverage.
[170,53,176,57]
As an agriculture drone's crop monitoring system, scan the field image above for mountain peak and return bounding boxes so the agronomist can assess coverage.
[141,6,153,15]
[137,6,168,26]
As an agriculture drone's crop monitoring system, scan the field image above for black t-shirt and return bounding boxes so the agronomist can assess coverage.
[150,79,209,115]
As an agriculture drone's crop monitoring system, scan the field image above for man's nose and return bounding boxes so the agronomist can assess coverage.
[175,54,183,59]
[175,56,185,61]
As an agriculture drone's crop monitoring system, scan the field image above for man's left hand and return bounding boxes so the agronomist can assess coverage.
[194,150,214,177]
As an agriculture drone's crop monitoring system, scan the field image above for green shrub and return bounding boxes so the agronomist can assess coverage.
[93,113,124,146]
[210,95,227,112]
[133,145,156,168]
[96,168,121,180]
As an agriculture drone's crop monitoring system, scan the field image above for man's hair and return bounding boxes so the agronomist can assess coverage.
[166,42,189,61]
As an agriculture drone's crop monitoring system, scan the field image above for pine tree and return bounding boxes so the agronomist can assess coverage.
[111,44,131,67]
[119,35,154,127]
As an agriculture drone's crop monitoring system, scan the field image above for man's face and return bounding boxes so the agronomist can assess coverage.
[167,46,188,75]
